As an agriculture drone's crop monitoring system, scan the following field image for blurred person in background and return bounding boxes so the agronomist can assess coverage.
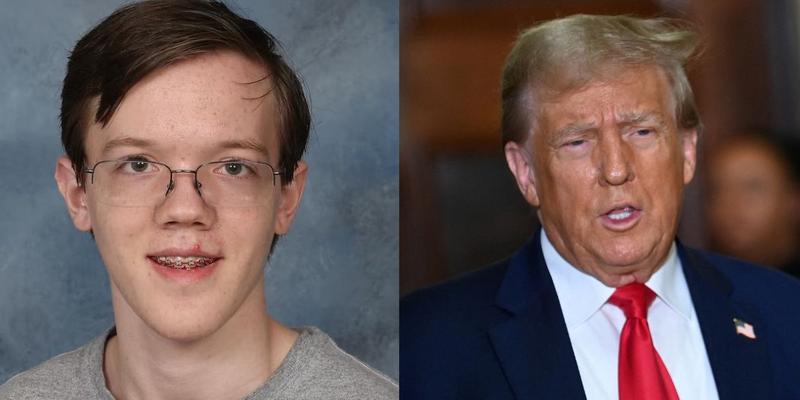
[706,133,800,278]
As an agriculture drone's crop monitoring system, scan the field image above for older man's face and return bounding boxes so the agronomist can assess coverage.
[505,65,697,287]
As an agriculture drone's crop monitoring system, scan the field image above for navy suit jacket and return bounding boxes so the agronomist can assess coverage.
[401,232,800,399]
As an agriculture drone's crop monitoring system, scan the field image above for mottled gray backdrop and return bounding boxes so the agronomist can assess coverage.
[0,0,398,382]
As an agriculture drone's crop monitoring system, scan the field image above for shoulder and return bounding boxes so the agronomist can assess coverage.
[399,259,513,371]
[683,246,800,391]
[684,246,800,303]
[0,333,106,399]
[400,254,539,398]
[273,327,397,400]
[401,260,510,330]
[682,246,800,338]
[401,235,544,328]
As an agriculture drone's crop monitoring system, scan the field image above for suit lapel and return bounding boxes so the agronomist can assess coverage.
[679,245,773,400]
[489,234,586,400]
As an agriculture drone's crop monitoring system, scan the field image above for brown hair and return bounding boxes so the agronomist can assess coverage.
[501,14,701,146]
[61,0,310,185]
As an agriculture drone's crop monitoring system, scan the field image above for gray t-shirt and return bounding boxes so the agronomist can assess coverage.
[0,327,397,399]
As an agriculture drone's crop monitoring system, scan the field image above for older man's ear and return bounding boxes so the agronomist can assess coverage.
[504,141,541,208]
[682,129,698,185]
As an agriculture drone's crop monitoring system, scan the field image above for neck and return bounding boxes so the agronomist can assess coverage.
[104,280,298,400]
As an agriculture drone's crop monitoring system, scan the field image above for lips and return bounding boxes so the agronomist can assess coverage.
[150,255,217,270]
[599,203,642,231]
[602,203,641,216]
[607,206,636,220]
[148,247,222,271]
[147,247,222,283]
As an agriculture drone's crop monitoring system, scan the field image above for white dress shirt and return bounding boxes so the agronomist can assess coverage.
[541,230,719,400]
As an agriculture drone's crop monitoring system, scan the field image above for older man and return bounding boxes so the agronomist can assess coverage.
[401,15,800,400]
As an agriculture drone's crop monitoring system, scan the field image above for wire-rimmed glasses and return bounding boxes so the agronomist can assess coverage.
[82,158,281,207]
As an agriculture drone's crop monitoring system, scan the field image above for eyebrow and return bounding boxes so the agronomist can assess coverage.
[551,111,668,142]
[102,137,155,154]
[101,136,270,158]
[617,111,668,129]
[217,139,271,158]
[551,122,597,144]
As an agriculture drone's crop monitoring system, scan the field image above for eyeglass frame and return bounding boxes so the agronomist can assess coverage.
[81,158,283,199]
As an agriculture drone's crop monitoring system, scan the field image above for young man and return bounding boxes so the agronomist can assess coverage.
[0,1,397,399]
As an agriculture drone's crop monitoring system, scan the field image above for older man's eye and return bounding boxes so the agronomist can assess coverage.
[629,127,659,139]
[565,139,586,147]
[626,128,659,148]
[557,138,592,158]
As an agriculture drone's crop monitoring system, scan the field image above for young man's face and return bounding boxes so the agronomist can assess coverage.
[55,51,306,341]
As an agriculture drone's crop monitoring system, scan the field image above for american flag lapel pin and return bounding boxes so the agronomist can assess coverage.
[733,318,756,339]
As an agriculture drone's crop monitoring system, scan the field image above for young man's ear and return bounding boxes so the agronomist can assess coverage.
[55,155,92,231]
[274,161,307,235]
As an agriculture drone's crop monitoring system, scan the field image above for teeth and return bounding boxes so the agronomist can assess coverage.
[154,256,214,270]
[608,207,633,221]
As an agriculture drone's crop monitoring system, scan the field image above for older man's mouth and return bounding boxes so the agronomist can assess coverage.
[601,205,641,230]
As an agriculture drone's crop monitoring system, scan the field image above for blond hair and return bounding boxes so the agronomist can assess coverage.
[501,14,701,145]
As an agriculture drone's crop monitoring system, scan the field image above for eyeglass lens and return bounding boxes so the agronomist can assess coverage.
[87,160,277,207]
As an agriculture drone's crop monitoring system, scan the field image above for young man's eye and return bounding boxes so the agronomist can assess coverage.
[224,162,245,175]
[118,159,155,173]
[130,160,150,172]
[215,161,255,177]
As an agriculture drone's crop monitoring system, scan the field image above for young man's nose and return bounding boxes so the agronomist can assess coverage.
[155,173,215,228]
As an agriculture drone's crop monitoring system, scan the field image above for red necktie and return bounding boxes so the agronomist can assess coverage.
[609,283,679,400]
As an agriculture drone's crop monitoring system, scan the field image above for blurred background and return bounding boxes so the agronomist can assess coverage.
[0,0,397,382]
[401,0,800,295]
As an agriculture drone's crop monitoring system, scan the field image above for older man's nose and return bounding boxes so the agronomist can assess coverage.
[598,135,635,186]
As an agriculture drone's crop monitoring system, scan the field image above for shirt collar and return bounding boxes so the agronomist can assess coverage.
[541,229,693,328]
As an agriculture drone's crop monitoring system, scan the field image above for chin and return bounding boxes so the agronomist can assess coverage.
[145,312,227,343]
[111,275,244,344]
[595,238,653,268]
[133,294,234,343]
